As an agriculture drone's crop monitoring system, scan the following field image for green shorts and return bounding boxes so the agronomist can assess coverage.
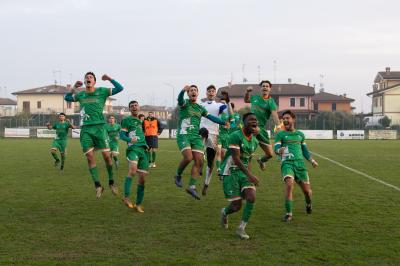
[109,140,119,155]
[51,139,67,153]
[218,133,229,150]
[126,146,149,173]
[223,168,256,201]
[256,127,270,145]
[80,124,110,153]
[281,160,309,184]
[176,134,204,153]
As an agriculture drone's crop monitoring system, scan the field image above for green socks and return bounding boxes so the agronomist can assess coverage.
[61,155,65,167]
[224,205,234,215]
[285,199,293,214]
[188,177,197,187]
[305,193,311,204]
[241,201,254,223]
[260,156,270,163]
[152,151,156,163]
[89,167,100,183]
[106,164,113,184]
[136,184,145,205]
[148,151,152,163]
[124,177,133,197]
[113,156,118,163]
[176,167,184,176]
[51,152,59,161]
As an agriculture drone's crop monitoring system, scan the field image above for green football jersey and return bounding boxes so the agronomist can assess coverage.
[274,130,306,161]
[105,123,121,142]
[220,130,259,175]
[250,95,277,127]
[121,116,147,149]
[52,121,71,140]
[74,87,112,126]
[177,99,208,136]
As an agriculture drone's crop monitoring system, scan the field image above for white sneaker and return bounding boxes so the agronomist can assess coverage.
[235,227,250,240]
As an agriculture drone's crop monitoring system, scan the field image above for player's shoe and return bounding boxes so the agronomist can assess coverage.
[185,187,200,200]
[174,175,183,188]
[306,203,312,214]
[109,184,119,195]
[202,184,208,196]
[235,227,249,240]
[220,208,228,229]
[257,158,266,171]
[282,214,293,222]
[123,198,134,209]
[54,159,60,167]
[134,204,144,213]
[152,163,156,168]
[96,186,105,199]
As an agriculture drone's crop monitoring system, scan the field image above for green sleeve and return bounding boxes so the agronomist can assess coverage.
[201,106,208,117]
[110,79,124,95]
[274,132,283,153]
[300,132,312,160]
[177,90,186,107]
[121,118,128,130]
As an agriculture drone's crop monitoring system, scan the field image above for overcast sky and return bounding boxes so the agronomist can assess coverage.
[1,0,400,112]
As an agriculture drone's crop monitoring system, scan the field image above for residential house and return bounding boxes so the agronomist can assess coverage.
[0,98,17,116]
[367,67,400,124]
[12,84,115,115]
[312,91,355,112]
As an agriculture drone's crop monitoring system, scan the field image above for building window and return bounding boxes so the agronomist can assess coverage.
[67,102,72,109]
[37,101,41,109]
[332,103,337,111]
[300,98,305,107]
[23,101,30,113]
[314,103,318,111]
[290,98,295,107]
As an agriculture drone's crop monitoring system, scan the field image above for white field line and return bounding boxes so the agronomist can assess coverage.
[313,152,400,192]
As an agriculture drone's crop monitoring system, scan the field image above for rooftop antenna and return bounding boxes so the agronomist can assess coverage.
[52,70,62,86]
[273,60,277,83]
[319,74,324,92]
[242,64,247,83]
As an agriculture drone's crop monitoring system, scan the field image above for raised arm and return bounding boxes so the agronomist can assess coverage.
[102,74,124,95]
[244,86,253,103]
[271,110,280,127]
[64,81,82,102]
[178,86,190,107]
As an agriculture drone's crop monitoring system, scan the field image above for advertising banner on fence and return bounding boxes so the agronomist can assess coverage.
[159,131,170,139]
[301,130,333,139]
[5,128,30,138]
[368,130,397,140]
[37,128,56,138]
[170,129,177,139]
[337,130,365,140]
[72,129,81,139]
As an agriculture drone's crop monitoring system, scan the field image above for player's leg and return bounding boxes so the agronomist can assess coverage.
[123,151,138,209]
[59,140,67,170]
[134,148,149,213]
[221,172,242,229]
[101,150,118,195]
[236,187,256,240]
[174,135,192,187]
[185,150,203,199]
[256,128,273,170]
[202,146,216,195]
[295,163,312,214]
[299,181,312,214]
[50,140,60,166]
[81,127,103,198]
[283,175,295,222]
[96,126,117,195]
[151,147,157,167]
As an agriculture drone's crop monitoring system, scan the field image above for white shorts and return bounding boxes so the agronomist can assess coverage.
[204,133,218,150]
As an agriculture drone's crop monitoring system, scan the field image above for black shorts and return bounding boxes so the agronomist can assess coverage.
[145,136,158,148]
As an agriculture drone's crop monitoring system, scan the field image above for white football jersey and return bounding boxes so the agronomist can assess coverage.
[200,100,227,135]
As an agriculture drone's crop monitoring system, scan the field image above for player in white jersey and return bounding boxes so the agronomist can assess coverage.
[199,85,228,196]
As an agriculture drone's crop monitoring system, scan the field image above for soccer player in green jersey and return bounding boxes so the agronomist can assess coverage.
[64,72,124,198]
[119,101,148,213]
[244,80,280,170]
[274,110,318,222]
[219,112,260,240]
[46,113,75,170]
[105,115,121,169]
[174,85,227,200]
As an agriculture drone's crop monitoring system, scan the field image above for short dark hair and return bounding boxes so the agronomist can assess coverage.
[230,102,235,109]
[282,110,296,119]
[190,85,198,90]
[129,100,138,107]
[206,85,216,91]
[259,80,272,87]
[138,114,145,119]
[242,112,256,123]
[59,112,66,116]
[85,72,96,81]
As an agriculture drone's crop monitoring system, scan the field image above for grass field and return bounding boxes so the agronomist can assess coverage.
[0,138,399,265]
